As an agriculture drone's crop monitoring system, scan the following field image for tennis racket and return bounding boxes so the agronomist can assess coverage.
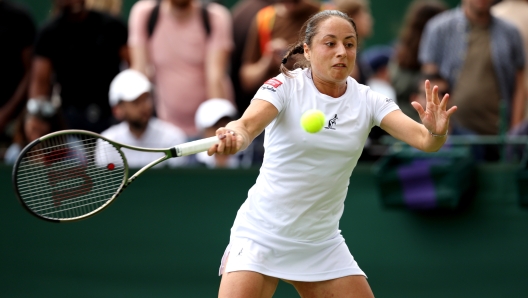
[12,129,220,223]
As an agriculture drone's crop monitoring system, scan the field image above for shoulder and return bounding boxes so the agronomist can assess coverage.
[131,0,157,14]
[426,8,462,31]
[150,118,187,140]
[206,2,231,17]
[101,122,128,139]
[205,3,232,27]
[492,15,522,34]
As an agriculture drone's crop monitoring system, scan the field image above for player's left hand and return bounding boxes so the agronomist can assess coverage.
[411,80,457,136]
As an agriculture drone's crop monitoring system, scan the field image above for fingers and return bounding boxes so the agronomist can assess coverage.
[446,105,458,118]
[411,101,425,117]
[424,80,441,106]
[209,129,238,156]
[439,92,450,110]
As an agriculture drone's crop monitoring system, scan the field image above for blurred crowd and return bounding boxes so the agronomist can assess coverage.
[0,0,526,168]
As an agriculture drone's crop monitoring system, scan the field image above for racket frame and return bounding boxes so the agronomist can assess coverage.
[12,129,217,223]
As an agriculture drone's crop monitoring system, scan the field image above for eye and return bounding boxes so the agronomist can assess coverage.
[325,42,335,47]
[346,42,355,48]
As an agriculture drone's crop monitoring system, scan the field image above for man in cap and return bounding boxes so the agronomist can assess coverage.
[100,69,187,168]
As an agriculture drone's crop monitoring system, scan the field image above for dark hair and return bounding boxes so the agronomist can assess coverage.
[395,0,447,70]
[280,10,358,77]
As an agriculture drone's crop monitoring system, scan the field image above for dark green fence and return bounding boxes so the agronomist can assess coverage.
[2,163,528,297]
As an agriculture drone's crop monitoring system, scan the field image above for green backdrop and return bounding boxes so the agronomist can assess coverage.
[11,0,461,47]
[2,163,528,297]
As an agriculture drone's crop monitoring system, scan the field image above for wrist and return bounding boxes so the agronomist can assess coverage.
[428,129,448,138]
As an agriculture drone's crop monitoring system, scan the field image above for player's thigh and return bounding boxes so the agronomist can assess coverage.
[218,255,279,298]
[290,275,374,298]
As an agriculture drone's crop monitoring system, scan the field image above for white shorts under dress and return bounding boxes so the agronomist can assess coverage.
[218,202,366,282]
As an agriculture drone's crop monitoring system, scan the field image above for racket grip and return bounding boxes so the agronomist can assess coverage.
[174,136,219,157]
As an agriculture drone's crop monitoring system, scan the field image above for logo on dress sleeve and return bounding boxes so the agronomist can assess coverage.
[385,98,394,103]
[261,78,283,92]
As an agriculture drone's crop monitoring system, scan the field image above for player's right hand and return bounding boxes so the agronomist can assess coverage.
[208,128,244,156]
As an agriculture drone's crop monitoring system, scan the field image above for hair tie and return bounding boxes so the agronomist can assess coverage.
[281,57,288,64]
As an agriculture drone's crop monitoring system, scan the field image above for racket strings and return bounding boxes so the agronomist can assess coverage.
[15,133,126,220]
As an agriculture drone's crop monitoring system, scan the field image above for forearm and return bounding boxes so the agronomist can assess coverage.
[240,55,274,92]
[206,74,227,99]
[29,57,53,99]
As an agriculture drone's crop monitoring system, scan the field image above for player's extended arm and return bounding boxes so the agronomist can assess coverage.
[510,69,526,129]
[29,56,53,99]
[381,80,457,152]
[208,99,278,155]
[205,47,231,99]
[0,47,32,131]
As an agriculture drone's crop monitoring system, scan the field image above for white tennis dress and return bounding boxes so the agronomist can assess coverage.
[220,68,399,281]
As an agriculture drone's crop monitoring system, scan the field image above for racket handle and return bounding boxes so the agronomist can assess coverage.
[173,136,219,157]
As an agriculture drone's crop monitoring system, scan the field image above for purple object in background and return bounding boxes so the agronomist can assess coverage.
[397,159,439,209]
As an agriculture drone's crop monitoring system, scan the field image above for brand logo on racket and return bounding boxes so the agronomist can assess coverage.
[43,148,94,207]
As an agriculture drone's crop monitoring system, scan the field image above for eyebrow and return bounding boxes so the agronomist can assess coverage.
[323,34,356,40]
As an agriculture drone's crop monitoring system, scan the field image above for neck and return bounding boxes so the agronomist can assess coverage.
[463,5,491,26]
[311,72,347,98]
[128,122,148,139]
[167,1,194,20]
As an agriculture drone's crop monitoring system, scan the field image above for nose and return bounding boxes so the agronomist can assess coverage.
[336,42,347,58]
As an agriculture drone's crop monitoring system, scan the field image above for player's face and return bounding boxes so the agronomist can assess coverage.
[121,93,153,130]
[305,17,357,84]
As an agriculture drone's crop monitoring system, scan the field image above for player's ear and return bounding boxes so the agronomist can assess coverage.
[303,43,310,61]
[112,105,125,121]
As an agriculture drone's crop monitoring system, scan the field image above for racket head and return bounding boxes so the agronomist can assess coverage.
[12,130,128,222]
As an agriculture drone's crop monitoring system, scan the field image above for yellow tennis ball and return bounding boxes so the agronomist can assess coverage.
[300,109,325,133]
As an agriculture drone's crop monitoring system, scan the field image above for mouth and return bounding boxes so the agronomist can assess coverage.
[332,63,347,68]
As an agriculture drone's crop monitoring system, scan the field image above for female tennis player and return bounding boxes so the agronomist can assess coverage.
[209,10,456,297]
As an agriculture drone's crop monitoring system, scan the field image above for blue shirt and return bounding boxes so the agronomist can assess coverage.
[419,7,525,117]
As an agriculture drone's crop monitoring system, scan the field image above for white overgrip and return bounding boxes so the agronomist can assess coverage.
[174,136,219,157]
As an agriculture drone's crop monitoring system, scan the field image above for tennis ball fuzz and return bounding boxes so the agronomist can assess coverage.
[300,109,325,133]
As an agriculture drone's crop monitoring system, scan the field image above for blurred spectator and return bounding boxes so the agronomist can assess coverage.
[86,0,122,16]
[420,0,526,141]
[4,99,66,164]
[389,0,447,122]
[362,45,396,100]
[333,0,373,84]
[194,98,243,168]
[239,0,322,96]
[0,0,36,151]
[99,69,187,168]
[230,0,276,117]
[128,0,234,138]
[29,0,128,133]
[492,0,528,119]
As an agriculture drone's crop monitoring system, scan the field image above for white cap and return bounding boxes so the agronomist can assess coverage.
[108,69,152,107]
[195,98,237,131]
